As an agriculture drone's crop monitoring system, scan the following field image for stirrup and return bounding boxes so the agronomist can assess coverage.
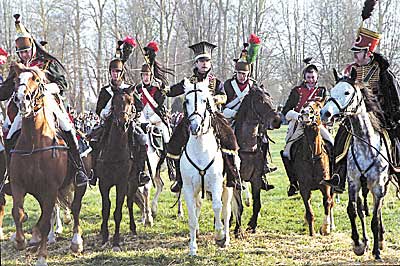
[287,184,299,197]
[75,170,88,187]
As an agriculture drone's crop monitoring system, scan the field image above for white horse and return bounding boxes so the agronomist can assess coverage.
[181,81,233,256]
[320,70,390,261]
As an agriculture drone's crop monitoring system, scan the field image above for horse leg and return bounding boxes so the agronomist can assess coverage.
[177,195,184,219]
[356,195,369,247]
[300,188,315,236]
[112,183,127,251]
[182,187,198,256]
[0,192,5,240]
[127,179,139,236]
[232,187,244,239]
[36,193,57,266]
[47,207,57,244]
[10,185,27,250]
[221,186,233,247]
[70,185,86,253]
[151,169,163,219]
[371,193,385,261]
[211,182,225,247]
[99,183,111,246]
[347,185,366,256]
[247,182,261,233]
[378,206,385,250]
[143,183,153,227]
[320,188,333,236]
[54,204,63,234]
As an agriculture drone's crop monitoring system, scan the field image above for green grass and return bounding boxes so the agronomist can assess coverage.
[1,125,400,265]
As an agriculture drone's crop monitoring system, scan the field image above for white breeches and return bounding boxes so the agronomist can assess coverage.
[283,120,334,160]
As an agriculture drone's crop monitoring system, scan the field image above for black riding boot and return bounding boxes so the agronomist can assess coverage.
[64,130,89,187]
[224,154,242,190]
[280,151,298,197]
[320,161,347,193]
[137,144,150,187]
[260,177,275,191]
[170,159,182,193]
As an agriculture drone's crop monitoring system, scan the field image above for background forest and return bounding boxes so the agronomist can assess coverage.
[1,0,400,112]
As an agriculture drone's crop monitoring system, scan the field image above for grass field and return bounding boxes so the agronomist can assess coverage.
[1,125,400,265]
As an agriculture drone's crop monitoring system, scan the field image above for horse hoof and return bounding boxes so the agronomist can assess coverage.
[215,237,227,248]
[379,240,384,250]
[319,226,330,236]
[246,227,256,234]
[13,238,27,251]
[35,256,48,266]
[71,242,83,253]
[188,250,197,256]
[112,245,122,252]
[353,242,367,256]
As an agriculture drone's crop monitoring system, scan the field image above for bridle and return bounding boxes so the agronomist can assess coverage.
[184,88,211,134]
[324,80,363,116]
[249,90,276,126]
[14,70,46,117]
[112,91,136,132]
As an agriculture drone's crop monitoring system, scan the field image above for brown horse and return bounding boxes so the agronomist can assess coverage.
[291,101,334,236]
[97,88,139,251]
[234,85,282,235]
[9,63,87,265]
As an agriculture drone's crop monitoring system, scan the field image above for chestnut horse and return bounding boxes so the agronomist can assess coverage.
[291,101,334,236]
[234,85,281,234]
[9,63,87,266]
[96,88,139,251]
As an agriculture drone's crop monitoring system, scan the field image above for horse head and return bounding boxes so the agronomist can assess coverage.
[320,68,364,123]
[13,62,47,118]
[301,101,322,126]
[247,85,281,129]
[111,89,136,132]
[184,88,210,136]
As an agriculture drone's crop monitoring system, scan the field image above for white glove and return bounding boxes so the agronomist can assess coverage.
[100,101,112,120]
[285,110,300,121]
[223,108,237,119]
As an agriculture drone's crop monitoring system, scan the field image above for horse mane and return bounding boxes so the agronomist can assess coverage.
[236,86,267,123]
[355,82,385,132]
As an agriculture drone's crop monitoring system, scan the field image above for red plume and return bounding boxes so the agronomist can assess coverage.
[248,34,261,45]
[123,36,137,47]
[146,41,159,53]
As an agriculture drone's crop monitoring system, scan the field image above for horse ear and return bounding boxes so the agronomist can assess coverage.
[332,68,339,83]
[350,67,357,82]
[12,62,26,76]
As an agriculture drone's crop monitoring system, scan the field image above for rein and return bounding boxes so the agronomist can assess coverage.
[184,87,211,135]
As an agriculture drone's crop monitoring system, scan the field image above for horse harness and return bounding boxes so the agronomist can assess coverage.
[183,87,219,199]
[11,70,69,157]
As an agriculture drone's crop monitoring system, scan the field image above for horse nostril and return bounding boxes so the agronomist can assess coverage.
[323,111,331,118]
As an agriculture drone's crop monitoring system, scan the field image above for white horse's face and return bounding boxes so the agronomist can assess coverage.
[320,81,361,123]
[14,71,37,117]
[184,89,209,136]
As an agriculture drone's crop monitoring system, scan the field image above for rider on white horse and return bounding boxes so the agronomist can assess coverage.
[281,61,333,197]
[0,14,88,186]
[322,26,400,193]
[166,41,241,193]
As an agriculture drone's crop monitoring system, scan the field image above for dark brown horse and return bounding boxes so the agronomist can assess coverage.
[292,101,334,236]
[234,85,281,235]
[9,63,87,266]
[97,88,139,251]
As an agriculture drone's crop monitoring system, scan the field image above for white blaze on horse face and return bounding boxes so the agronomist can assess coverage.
[16,72,34,115]
[321,82,354,122]
[186,91,209,136]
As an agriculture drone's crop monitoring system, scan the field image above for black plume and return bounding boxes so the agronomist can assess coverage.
[362,0,378,21]
[303,57,313,65]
